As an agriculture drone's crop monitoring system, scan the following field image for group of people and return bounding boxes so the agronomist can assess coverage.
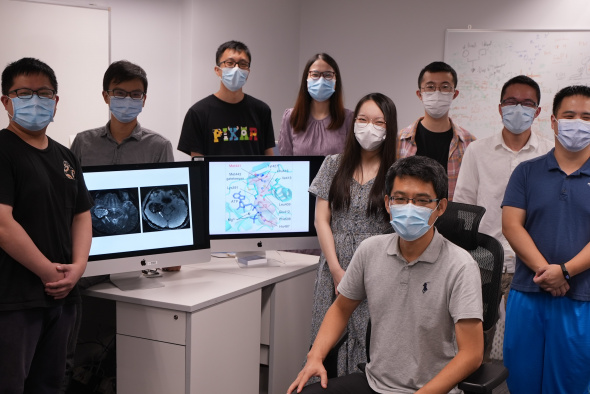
[0,37,588,394]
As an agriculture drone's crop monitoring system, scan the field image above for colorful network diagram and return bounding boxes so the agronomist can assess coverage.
[224,162,293,232]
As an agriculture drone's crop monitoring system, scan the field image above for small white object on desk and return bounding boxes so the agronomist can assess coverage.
[236,255,267,267]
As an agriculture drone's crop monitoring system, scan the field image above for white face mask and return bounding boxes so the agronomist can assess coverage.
[555,118,590,152]
[421,91,453,119]
[501,104,537,134]
[354,123,386,151]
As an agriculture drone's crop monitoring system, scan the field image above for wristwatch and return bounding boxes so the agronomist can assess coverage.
[560,263,571,281]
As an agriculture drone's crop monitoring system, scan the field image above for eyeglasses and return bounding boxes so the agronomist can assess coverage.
[389,196,440,206]
[421,83,454,94]
[107,89,145,100]
[355,117,386,131]
[218,59,250,70]
[500,99,537,108]
[8,88,56,100]
[308,70,336,81]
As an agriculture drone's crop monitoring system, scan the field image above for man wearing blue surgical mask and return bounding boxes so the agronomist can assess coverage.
[454,75,553,361]
[288,156,483,394]
[71,60,174,166]
[0,57,93,393]
[502,85,590,394]
[178,40,275,157]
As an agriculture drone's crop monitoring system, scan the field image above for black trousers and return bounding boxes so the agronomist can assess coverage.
[297,372,379,394]
[0,304,76,394]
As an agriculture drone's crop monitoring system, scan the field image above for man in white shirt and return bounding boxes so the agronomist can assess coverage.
[454,75,553,357]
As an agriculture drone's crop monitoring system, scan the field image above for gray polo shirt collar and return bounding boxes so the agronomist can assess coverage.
[387,229,444,265]
[103,121,143,143]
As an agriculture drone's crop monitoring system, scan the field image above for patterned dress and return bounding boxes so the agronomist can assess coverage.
[307,154,391,379]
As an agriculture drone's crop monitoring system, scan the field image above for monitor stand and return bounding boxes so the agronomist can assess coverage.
[110,270,165,291]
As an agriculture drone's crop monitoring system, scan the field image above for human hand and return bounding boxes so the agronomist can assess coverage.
[286,356,327,394]
[330,266,346,296]
[45,263,85,299]
[533,265,569,296]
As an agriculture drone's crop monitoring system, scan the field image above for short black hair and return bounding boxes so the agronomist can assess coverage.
[417,61,458,88]
[103,60,148,93]
[215,40,251,66]
[500,75,541,104]
[552,85,590,116]
[1,57,58,95]
[385,156,448,200]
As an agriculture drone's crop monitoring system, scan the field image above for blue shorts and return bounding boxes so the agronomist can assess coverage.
[504,290,590,394]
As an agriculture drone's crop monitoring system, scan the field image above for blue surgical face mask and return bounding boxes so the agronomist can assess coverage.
[9,96,55,131]
[556,118,590,152]
[389,202,438,242]
[221,67,249,92]
[307,77,335,102]
[110,97,143,123]
[501,104,536,134]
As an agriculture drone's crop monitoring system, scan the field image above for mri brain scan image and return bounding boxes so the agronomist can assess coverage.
[140,185,190,231]
[90,189,140,237]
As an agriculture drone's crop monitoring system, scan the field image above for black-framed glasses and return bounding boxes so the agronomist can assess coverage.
[308,70,336,81]
[218,59,250,70]
[421,83,454,94]
[390,196,440,207]
[355,117,386,131]
[500,98,537,108]
[8,88,56,99]
[107,89,145,100]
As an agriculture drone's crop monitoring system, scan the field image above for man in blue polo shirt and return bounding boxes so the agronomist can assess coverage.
[502,85,590,394]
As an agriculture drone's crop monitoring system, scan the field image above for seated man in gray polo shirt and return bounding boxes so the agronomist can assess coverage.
[288,156,483,394]
[71,60,173,165]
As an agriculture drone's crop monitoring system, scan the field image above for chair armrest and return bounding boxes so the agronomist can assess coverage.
[457,362,509,394]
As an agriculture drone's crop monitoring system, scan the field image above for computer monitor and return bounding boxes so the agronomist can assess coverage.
[81,160,210,289]
[207,155,324,262]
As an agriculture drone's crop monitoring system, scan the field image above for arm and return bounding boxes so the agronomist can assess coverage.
[45,210,92,299]
[502,206,569,296]
[264,147,275,156]
[315,197,345,294]
[278,109,294,156]
[191,152,203,157]
[287,295,362,394]
[417,319,483,394]
[0,203,63,284]
[452,145,478,204]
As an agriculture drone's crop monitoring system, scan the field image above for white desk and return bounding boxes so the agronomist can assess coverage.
[85,251,319,394]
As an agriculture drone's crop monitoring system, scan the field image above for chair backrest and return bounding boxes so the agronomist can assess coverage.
[435,201,504,331]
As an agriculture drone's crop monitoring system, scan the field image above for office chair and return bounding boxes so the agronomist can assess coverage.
[357,202,508,393]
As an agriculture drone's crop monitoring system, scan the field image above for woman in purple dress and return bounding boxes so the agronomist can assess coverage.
[278,53,353,156]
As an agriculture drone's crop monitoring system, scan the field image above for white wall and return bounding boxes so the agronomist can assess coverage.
[299,0,590,136]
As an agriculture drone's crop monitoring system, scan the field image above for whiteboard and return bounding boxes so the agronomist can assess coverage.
[0,0,109,147]
[444,29,590,140]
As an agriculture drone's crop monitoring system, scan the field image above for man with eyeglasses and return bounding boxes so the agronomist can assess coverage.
[454,75,553,360]
[178,40,275,156]
[0,57,93,393]
[70,60,174,166]
[397,61,476,201]
[501,85,590,393]
[66,60,175,393]
[288,156,483,394]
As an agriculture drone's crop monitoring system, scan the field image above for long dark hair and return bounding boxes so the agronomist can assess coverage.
[328,93,397,222]
[290,53,346,132]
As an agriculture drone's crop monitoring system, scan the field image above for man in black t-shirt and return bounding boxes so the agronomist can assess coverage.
[0,58,93,393]
[396,61,476,201]
[178,40,275,157]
